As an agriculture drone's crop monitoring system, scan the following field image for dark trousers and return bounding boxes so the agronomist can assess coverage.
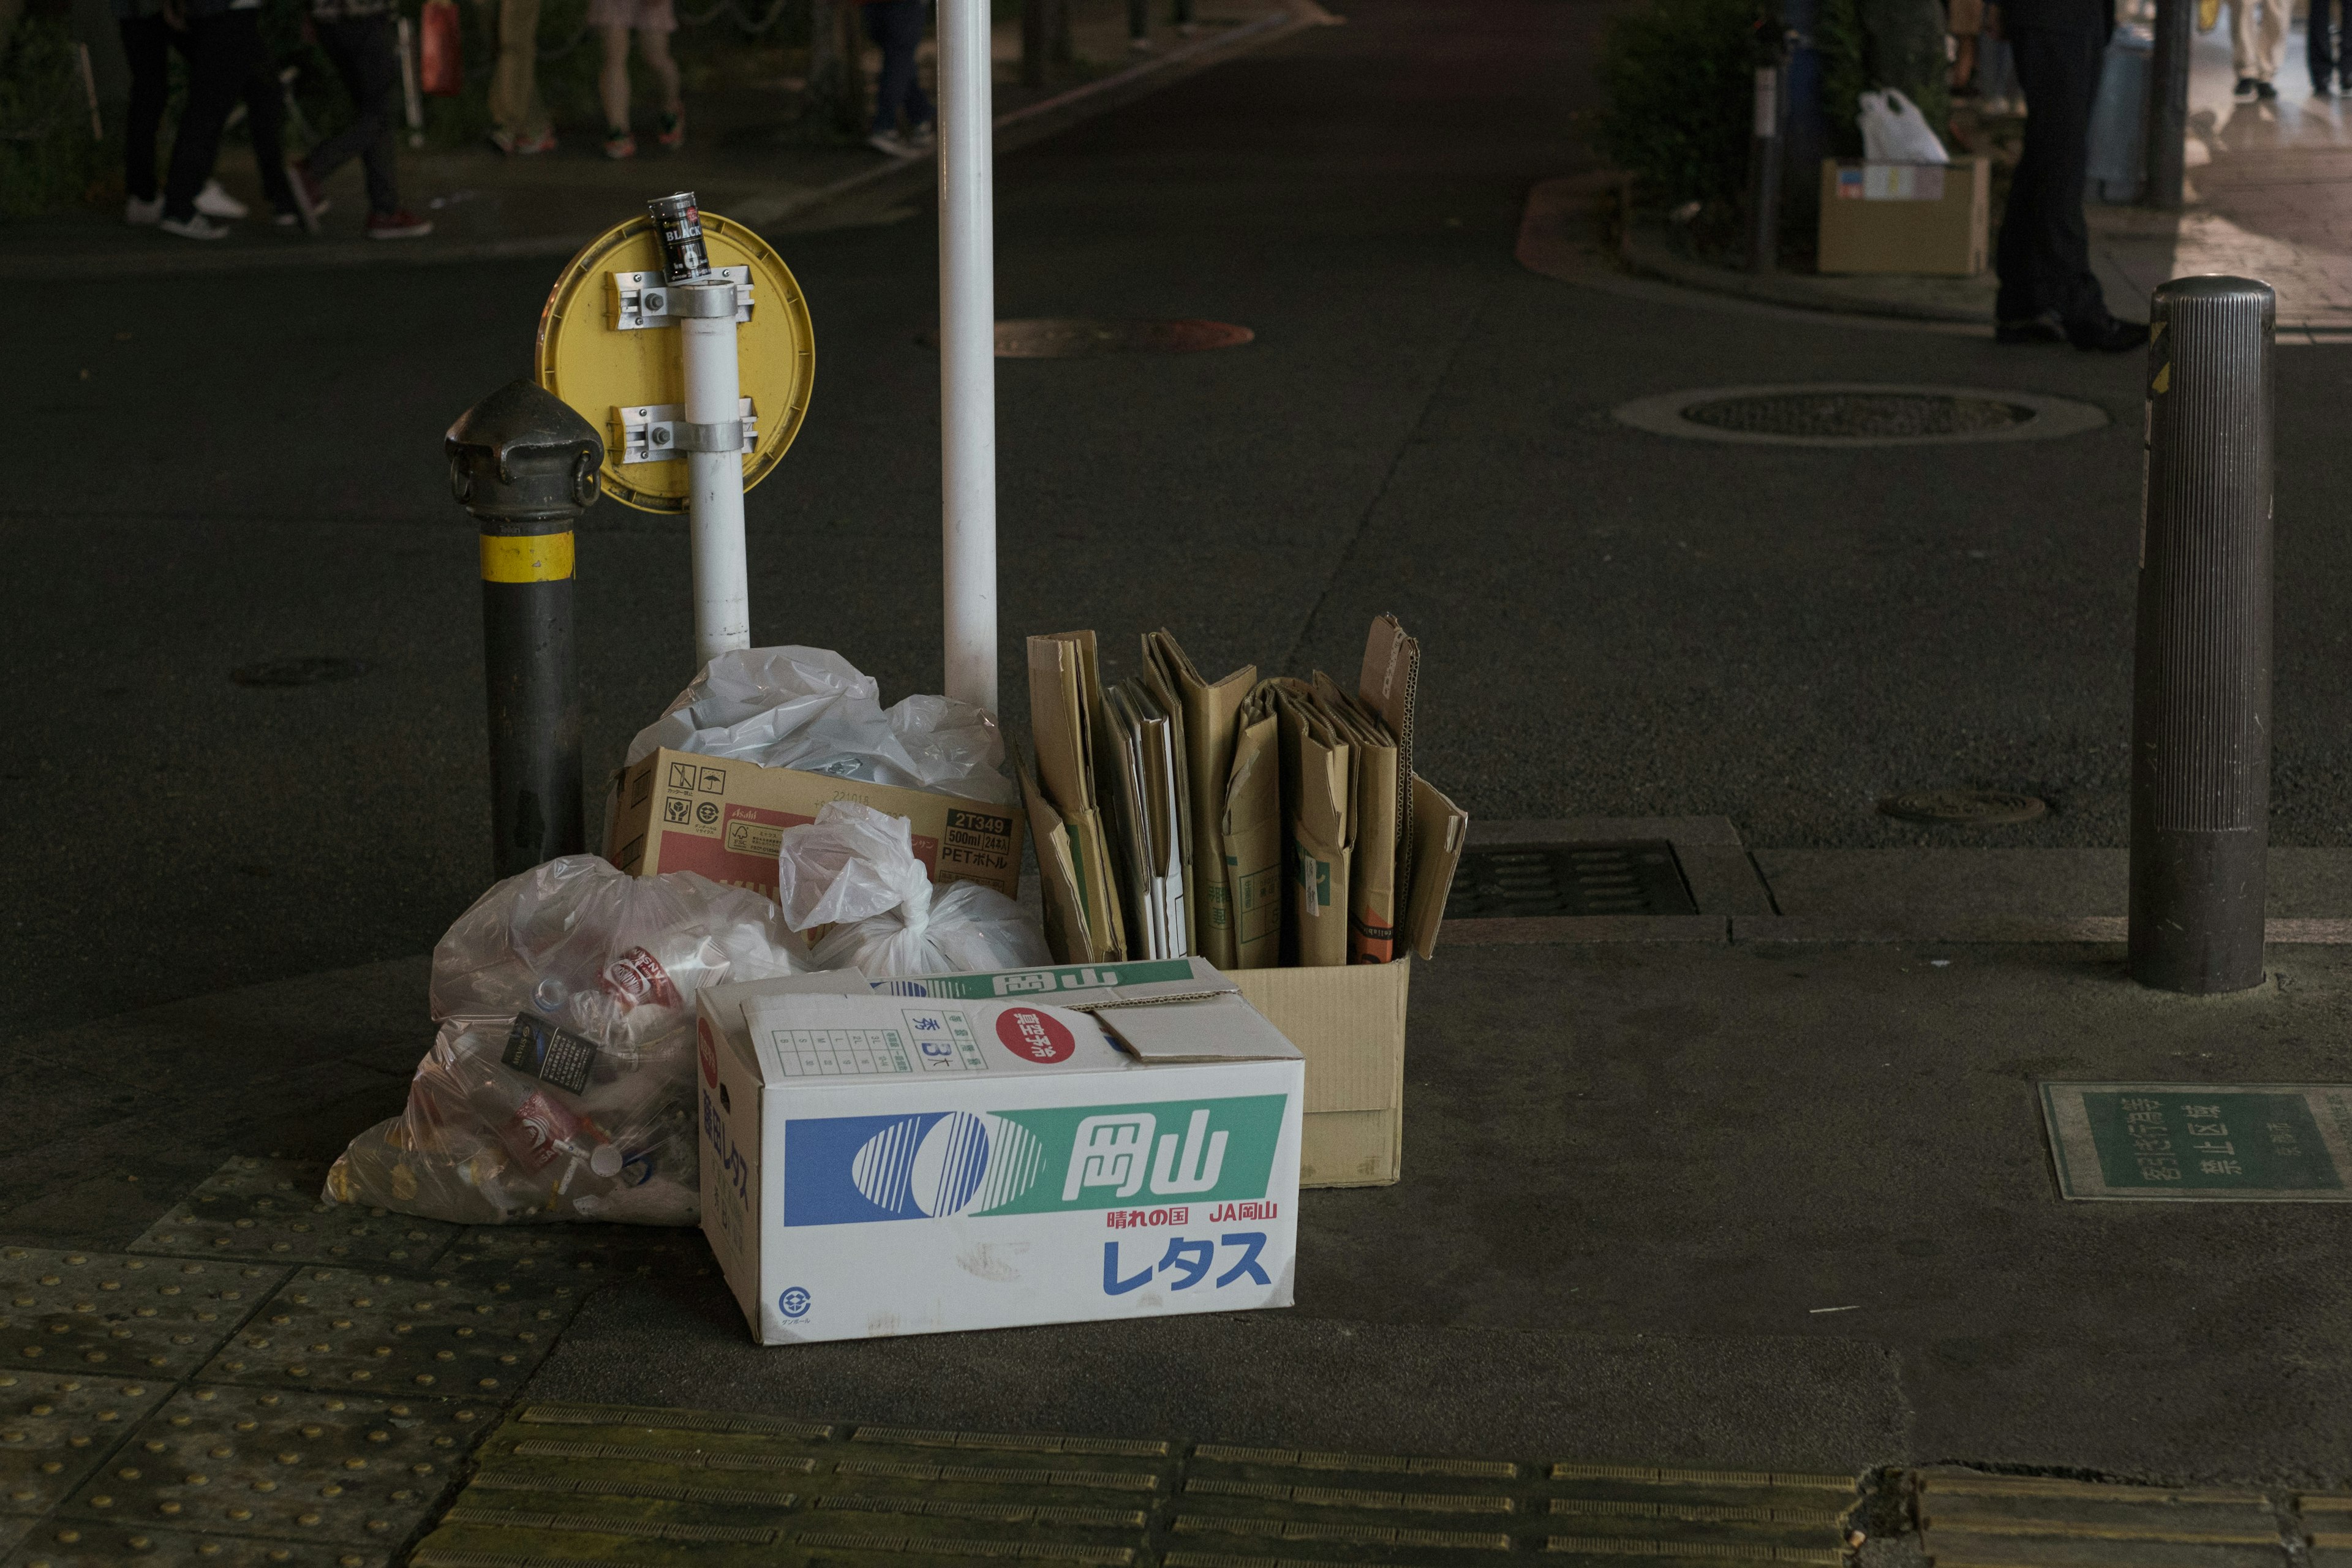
[2313,0,2350,89]
[309,14,401,215]
[1996,25,2108,326]
[861,0,931,134]
[160,7,294,221]
[118,15,191,203]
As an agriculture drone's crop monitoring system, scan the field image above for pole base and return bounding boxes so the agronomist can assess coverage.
[2127,826,2267,993]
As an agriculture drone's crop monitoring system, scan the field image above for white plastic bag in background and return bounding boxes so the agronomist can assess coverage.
[777,801,1051,978]
[1858,88,1950,163]
[627,646,1018,805]
[326,856,809,1226]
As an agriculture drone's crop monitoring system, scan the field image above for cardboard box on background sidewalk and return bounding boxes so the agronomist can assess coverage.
[695,971,1303,1345]
[1817,157,1991,276]
[607,747,1026,902]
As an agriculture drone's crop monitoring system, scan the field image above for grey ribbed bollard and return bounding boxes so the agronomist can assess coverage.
[2128,276,2275,993]
[446,380,603,878]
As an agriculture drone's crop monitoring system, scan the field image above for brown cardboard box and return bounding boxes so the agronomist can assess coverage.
[1817,157,1990,276]
[607,747,1026,902]
[1232,958,1411,1188]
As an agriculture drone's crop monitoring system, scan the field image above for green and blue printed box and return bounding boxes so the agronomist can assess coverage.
[695,965,1304,1344]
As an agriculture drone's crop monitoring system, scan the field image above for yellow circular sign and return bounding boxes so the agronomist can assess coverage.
[535,211,814,514]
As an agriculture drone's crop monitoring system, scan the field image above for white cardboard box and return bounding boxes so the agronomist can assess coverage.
[696,973,1303,1345]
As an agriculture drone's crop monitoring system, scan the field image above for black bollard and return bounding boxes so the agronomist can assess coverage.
[2128,276,2275,993]
[1747,53,1785,274]
[445,379,603,878]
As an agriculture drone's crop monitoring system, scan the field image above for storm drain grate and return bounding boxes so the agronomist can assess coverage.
[1444,844,1697,921]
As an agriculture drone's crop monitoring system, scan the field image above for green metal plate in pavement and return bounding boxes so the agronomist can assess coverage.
[197,1267,584,1397]
[2041,1083,2352,1201]
[1,1372,174,1517]
[2,1248,280,1380]
[130,1159,462,1271]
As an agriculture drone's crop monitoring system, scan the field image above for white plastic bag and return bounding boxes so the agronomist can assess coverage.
[777,801,1050,978]
[1857,88,1950,163]
[326,856,809,1226]
[627,646,1017,805]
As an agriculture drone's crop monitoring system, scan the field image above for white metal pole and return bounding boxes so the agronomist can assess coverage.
[937,0,999,714]
[681,295,751,666]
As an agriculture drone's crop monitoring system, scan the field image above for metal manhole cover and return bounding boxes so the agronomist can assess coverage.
[920,320,1254,358]
[54,1383,496,1548]
[230,658,369,688]
[132,1159,461,1271]
[1445,843,1698,921]
[1,1371,174,1515]
[1613,384,2109,447]
[198,1267,582,1398]
[1878,789,2047,825]
[1,1248,278,1380]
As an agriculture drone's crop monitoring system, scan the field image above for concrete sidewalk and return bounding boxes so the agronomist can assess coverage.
[1583,20,2352,342]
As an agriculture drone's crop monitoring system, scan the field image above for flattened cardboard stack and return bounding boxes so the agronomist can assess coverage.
[1022,615,1468,1187]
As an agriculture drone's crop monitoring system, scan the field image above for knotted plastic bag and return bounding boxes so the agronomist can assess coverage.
[777,801,1050,978]
[1857,88,1950,163]
[626,646,1017,805]
[325,856,809,1225]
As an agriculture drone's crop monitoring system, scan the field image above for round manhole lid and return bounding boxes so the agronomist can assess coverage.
[922,319,1255,358]
[232,657,369,688]
[1879,788,2048,824]
[1613,383,2109,447]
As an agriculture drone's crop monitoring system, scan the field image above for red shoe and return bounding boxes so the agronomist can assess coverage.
[366,209,435,240]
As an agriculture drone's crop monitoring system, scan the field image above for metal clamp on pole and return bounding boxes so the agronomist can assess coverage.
[650,190,753,668]
[445,378,603,878]
[2128,276,2275,993]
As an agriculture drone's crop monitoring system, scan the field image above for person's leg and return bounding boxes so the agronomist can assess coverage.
[865,0,917,134]
[2228,0,2257,80]
[1998,26,2102,325]
[900,1,931,131]
[1127,0,1146,44]
[598,23,631,132]
[2254,0,2286,82]
[232,12,297,213]
[637,24,680,119]
[313,15,401,211]
[118,16,170,203]
[160,10,254,221]
[490,0,552,140]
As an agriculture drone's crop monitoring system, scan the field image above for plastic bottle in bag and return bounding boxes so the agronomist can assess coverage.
[326,856,808,1226]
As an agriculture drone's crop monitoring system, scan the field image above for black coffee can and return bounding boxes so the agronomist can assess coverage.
[647,190,710,284]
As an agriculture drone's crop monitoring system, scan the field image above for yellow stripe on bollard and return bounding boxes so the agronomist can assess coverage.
[480,532,576,583]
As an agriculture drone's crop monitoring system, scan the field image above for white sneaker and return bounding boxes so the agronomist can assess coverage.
[158,213,233,240]
[124,193,164,225]
[867,129,922,159]
[194,178,248,219]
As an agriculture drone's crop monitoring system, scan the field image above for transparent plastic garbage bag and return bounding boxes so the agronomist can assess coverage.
[778,801,1050,978]
[326,856,808,1226]
[625,646,1017,805]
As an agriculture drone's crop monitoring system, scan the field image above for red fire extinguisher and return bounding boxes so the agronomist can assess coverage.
[419,0,462,97]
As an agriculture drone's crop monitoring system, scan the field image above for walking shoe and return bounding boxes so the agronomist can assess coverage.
[366,208,435,239]
[907,118,936,147]
[2068,315,2151,352]
[1994,309,2066,344]
[2233,75,2256,96]
[158,212,232,241]
[605,127,638,160]
[657,110,685,150]
[194,178,248,219]
[867,129,922,159]
[491,127,559,155]
[282,160,325,234]
[124,192,163,225]
[2254,78,2278,99]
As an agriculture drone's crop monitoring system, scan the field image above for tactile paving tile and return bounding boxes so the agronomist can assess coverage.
[53,1384,497,1548]
[1,1247,278,1381]
[196,1267,584,1398]
[0,1372,173,1516]
[435,1224,718,1289]
[129,1159,460,1271]
[2,1521,389,1567]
